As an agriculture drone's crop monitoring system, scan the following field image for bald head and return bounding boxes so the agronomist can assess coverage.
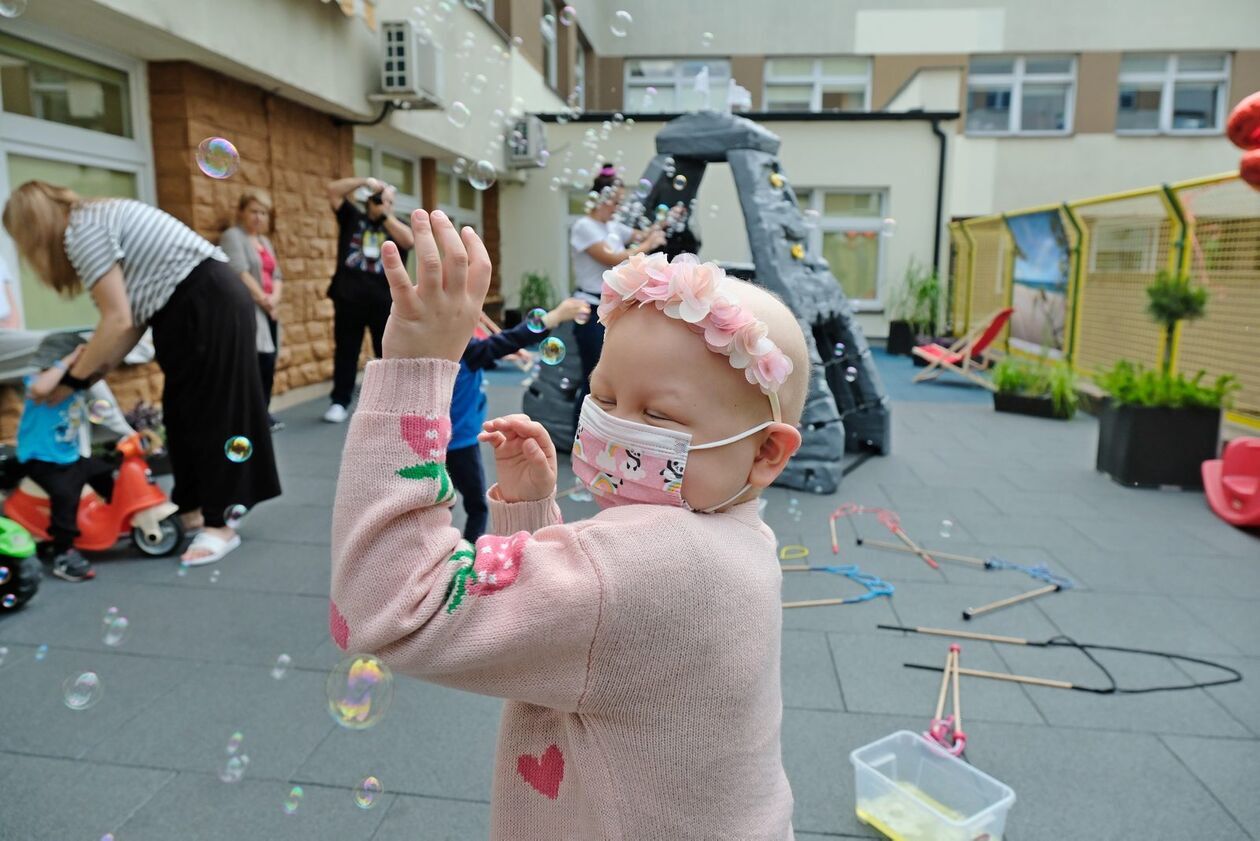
[724,279,810,426]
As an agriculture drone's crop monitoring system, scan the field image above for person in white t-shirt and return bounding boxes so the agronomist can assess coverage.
[568,165,666,410]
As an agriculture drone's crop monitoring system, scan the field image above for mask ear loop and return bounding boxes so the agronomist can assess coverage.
[691,392,783,513]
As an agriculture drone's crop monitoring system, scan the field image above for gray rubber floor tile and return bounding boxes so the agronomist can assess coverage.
[369,793,491,841]
[780,569,899,635]
[1162,735,1260,837]
[1194,656,1260,737]
[965,723,1248,841]
[1035,590,1240,656]
[1069,515,1228,557]
[829,630,1044,724]
[86,661,337,780]
[234,501,334,545]
[116,773,390,840]
[0,754,175,841]
[781,629,844,711]
[297,676,502,800]
[1049,545,1260,598]
[0,648,194,759]
[1176,595,1260,656]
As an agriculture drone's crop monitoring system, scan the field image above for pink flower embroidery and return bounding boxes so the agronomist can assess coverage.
[401,415,451,462]
[467,531,528,595]
[329,600,349,650]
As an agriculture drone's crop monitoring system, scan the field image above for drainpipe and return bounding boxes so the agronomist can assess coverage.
[930,117,948,278]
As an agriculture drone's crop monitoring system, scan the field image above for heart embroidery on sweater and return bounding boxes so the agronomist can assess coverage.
[329,600,349,650]
[401,415,451,461]
[516,744,564,799]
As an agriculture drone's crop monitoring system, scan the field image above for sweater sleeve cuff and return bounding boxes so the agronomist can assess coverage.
[357,358,459,415]
[487,484,562,534]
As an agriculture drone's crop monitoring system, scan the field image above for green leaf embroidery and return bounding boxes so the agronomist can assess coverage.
[397,462,454,502]
[442,541,476,614]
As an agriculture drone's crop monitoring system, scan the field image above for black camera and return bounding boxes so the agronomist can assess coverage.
[367,192,385,206]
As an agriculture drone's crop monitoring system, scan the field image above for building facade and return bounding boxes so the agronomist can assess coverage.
[0,0,1257,434]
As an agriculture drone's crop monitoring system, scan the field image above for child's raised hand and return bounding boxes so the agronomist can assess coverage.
[478,414,557,503]
[548,297,591,326]
[381,209,491,362]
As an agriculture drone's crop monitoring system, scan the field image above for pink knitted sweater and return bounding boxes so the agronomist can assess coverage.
[331,358,794,840]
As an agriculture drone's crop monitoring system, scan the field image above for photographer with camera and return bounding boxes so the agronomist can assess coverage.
[323,176,416,423]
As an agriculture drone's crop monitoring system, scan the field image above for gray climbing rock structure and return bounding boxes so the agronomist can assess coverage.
[523,111,891,493]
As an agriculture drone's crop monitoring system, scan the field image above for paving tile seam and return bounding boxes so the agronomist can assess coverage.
[1155,734,1257,841]
[821,634,850,713]
[990,642,1052,727]
[1164,652,1260,739]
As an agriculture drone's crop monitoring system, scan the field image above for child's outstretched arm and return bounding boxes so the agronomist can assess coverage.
[330,210,601,710]
[462,298,590,372]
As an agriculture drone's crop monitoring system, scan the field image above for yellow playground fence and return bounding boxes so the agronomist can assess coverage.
[947,172,1260,430]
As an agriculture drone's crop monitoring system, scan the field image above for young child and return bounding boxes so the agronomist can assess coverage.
[449,297,589,542]
[16,333,131,581]
[331,209,807,839]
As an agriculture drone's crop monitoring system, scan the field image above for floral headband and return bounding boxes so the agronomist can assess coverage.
[598,253,793,422]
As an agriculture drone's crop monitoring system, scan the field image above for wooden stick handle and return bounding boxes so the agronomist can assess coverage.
[780,564,811,572]
[951,649,963,732]
[963,584,1060,620]
[953,666,1073,690]
[783,597,854,609]
[893,527,940,570]
[829,517,839,555]
[877,624,1031,646]
[859,538,987,567]
[933,649,954,721]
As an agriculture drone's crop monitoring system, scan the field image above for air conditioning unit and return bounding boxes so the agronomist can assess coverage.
[507,115,548,169]
[375,20,443,109]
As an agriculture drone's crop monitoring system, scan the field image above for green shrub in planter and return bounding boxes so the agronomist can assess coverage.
[519,271,554,315]
[992,356,1078,419]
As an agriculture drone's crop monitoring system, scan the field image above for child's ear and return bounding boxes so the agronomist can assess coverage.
[747,423,802,489]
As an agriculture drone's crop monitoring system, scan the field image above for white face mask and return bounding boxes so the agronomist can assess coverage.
[571,397,774,513]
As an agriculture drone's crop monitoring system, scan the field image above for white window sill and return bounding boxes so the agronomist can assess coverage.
[964,129,1073,138]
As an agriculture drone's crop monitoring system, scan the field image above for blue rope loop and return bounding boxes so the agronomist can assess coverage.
[985,556,1075,590]
[807,564,895,604]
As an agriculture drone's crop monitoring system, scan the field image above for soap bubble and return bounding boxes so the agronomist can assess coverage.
[0,0,29,19]
[672,174,688,191]
[834,341,846,356]
[470,73,487,94]
[540,337,566,366]
[177,562,188,578]
[559,4,576,25]
[612,112,625,125]
[701,31,715,47]
[88,399,112,424]
[224,504,248,527]
[447,101,471,128]
[355,776,383,809]
[511,35,524,48]
[63,671,103,710]
[803,209,820,229]
[102,616,130,647]
[101,835,115,841]
[939,519,953,538]
[708,204,719,218]
[646,85,658,96]
[102,606,118,625]
[881,217,897,237]
[327,654,394,730]
[226,731,243,755]
[549,176,562,192]
[844,366,858,383]
[283,785,304,815]
[209,569,221,584]
[560,377,572,390]
[637,177,652,195]
[468,160,497,191]
[0,646,7,666]
[224,436,253,463]
[663,156,676,177]
[535,148,550,167]
[219,754,249,784]
[2,594,16,609]
[540,12,555,38]
[571,487,593,503]
[610,9,632,37]
[195,137,239,179]
[0,567,8,585]
[271,653,292,680]
[35,644,47,661]
[525,307,548,332]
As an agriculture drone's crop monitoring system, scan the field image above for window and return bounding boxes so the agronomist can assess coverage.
[798,189,887,306]
[353,144,372,178]
[353,141,420,215]
[1089,223,1158,273]
[624,59,731,113]
[1117,53,1229,134]
[0,31,132,137]
[966,55,1075,135]
[574,40,587,109]
[436,165,482,232]
[764,57,869,112]
[541,0,558,91]
[0,26,152,330]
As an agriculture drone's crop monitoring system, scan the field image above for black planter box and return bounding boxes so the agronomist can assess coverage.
[886,320,915,356]
[993,391,1071,420]
[1096,401,1220,488]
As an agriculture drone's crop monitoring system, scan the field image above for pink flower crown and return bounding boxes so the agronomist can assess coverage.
[598,253,794,419]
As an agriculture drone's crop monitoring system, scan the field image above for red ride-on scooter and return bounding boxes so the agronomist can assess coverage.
[3,430,185,557]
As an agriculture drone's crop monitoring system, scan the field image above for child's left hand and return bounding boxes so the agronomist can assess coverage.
[381,209,492,362]
[478,414,557,503]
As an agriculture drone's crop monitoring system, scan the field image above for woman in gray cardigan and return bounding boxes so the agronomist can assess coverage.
[219,189,284,431]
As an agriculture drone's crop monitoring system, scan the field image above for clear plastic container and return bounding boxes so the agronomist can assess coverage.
[850,730,1015,841]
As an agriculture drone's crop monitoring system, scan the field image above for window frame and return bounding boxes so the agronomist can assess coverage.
[0,19,154,330]
[965,55,1077,137]
[436,164,483,232]
[800,187,888,311]
[623,58,732,113]
[541,0,558,92]
[1115,53,1230,136]
[352,138,420,216]
[763,57,871,113]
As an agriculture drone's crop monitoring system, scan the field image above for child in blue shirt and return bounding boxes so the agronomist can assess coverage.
[15,333,130,581]
[447,297,588,541]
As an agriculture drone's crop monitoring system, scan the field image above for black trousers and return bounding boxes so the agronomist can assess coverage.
[150,259,282,528]
[447,444,488,542]
[258,315,279,417]
[25,457,115,554]
[571,316,606,427]
[331,296,389,407]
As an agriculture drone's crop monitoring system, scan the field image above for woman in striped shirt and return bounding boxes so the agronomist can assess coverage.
[2,181,281,566]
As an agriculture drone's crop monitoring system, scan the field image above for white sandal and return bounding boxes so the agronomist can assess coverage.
[181,531,241,566]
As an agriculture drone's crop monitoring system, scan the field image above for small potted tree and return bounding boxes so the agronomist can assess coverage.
[1094,271,1237,487]
[992,356,1078,420]
[505,271,554,329]
[889,259,940,360]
